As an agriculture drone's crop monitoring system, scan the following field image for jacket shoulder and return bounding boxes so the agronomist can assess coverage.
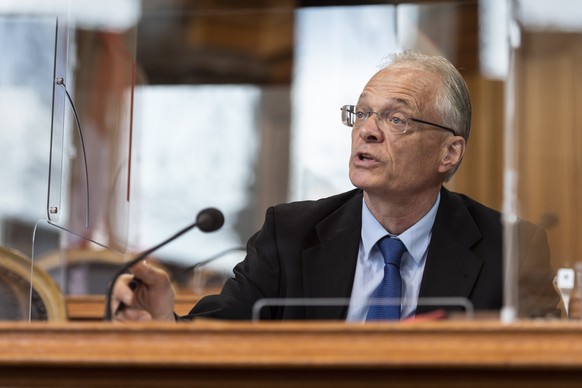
[442,189,502,227]
[270,189,363,226]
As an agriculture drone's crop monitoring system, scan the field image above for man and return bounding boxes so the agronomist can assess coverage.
[112,51,558,322]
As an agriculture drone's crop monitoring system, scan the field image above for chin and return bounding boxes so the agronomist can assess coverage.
[349,177,375,194]
[348,172,364,190]
[350,168,378,187]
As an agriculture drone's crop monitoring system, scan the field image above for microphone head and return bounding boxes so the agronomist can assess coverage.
[196,208,225,232]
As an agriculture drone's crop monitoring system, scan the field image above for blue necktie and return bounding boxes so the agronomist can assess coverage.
[366,237,406,321]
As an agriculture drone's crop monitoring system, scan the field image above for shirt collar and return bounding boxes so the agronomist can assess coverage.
[360,192,441,264]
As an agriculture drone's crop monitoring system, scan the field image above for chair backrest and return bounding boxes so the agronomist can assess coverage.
[0,246,67,321]
[35,247,126,295]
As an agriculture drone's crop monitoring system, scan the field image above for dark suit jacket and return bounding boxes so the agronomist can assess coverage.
[184,188,558,320]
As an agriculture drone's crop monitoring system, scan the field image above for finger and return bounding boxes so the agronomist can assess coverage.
[130,260,168,289]
[117,278,147,314]
[114,307,153,322]
[112,273,138,307]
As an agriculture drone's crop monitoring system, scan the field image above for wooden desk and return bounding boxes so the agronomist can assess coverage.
[66,294,199,321]
[1,320,582,387]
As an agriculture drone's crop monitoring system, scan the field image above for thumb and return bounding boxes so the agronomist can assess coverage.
[130,259,171,291]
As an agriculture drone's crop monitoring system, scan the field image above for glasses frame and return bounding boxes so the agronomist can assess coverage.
[341,105,456,136]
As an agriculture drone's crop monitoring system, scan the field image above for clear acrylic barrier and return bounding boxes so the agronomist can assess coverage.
[503,0,582,320]
[0,13,64,321]
[2,1,567,322]
[190,246,246,295]
[32,219,128,296]
[44,2,136,252]
[252,298,474,322]
[0,1,138,320]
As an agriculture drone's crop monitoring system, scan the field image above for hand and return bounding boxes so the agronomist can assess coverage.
[111,260,176,322]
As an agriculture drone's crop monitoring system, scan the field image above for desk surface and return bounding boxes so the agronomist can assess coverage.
[1,319,582,387]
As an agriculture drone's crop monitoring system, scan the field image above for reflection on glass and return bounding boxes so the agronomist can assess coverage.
[49,21,135,252]
[2,1,141,253]
[504,0,582,320]
[190,246,246,294]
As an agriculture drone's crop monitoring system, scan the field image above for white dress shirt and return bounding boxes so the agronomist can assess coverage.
[345,193,440,321]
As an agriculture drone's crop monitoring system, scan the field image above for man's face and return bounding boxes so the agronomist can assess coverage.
[348,66,453,200]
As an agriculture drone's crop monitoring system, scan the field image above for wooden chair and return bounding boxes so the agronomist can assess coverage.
[0,246,67,321]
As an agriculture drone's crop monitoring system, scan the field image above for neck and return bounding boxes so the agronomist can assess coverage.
[364,187,441,235]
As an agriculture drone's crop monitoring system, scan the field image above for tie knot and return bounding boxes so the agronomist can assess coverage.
[378,237,405,266]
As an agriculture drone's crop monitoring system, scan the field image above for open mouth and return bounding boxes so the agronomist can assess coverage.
[358,153,374,161]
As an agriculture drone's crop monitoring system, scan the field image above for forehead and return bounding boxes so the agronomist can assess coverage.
[357,67,440,111]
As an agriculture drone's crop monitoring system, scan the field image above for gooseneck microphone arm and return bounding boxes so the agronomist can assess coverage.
[183,246,246,273]
[103,208,224,321]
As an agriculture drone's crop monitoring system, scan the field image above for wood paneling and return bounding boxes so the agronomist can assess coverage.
[137,0,295,85]
[447,73,504,211]
[514,32,582,269]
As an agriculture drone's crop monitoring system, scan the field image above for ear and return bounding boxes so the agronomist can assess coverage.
[438,136,465,175]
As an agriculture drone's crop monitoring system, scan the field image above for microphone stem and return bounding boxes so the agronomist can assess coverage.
[185,246,246,272]
[104,221,199,321]
[134,221,200,264]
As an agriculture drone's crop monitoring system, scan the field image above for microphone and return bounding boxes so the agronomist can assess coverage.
[103,207,224,321]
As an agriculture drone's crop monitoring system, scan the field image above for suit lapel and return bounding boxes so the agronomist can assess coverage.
[301,192,362,320]
[417,188,484,314]
[297,188,485,318]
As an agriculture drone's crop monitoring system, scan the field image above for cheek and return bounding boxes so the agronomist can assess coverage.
[402,140,442,171]
[350,129,360,147]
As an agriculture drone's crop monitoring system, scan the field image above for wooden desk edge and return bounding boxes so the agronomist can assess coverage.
[0,320,581,369]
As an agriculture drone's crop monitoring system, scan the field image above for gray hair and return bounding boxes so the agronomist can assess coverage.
[382,50,472,180]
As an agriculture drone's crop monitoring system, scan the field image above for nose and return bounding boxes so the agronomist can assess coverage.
[356,115,384,143]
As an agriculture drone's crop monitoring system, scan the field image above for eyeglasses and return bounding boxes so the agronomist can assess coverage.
[340,105,456,135]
